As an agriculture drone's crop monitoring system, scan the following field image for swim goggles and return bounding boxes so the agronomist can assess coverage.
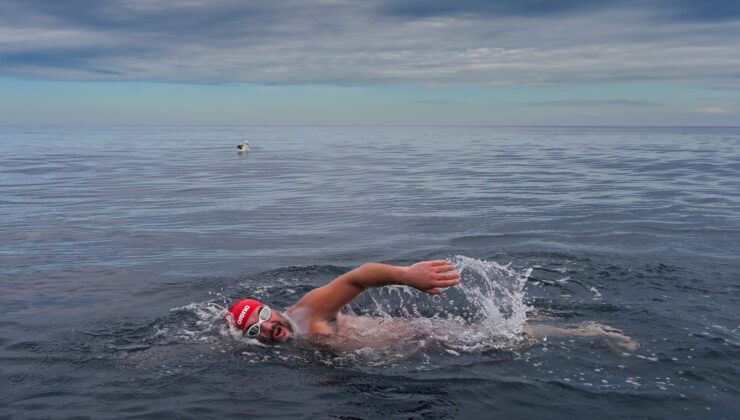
[245,306,271,337]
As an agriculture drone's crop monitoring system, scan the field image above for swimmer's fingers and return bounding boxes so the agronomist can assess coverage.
[429,260,450,267]
[435,272,460,281]
[433,280,460,290]
[427,277,459,292]
[433,264,457,273]
[421,287,443,295]
[431,272,460,289]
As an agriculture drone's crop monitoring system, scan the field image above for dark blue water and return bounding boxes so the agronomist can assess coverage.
[1,125,738,419]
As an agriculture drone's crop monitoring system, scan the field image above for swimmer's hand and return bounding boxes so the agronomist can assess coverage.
[401,260,460,294]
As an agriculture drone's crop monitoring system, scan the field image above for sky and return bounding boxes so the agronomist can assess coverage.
[1,0,739,125]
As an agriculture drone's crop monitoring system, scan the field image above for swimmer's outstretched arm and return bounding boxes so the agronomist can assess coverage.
[289,260,460,324]
[524,322,639,352]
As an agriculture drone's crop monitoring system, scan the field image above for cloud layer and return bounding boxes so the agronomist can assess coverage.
[1,0,739,86]
[696,107,736,115]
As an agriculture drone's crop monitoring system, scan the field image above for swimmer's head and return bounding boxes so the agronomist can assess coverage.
[225,298,294,343]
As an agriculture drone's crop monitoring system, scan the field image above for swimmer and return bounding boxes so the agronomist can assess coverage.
[225,260,460,343]
[225,260,639,354]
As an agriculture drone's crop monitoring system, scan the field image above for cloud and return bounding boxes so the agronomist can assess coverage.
[376,0,740,22]
[410,99,464,106]
[695,107,736,115]
[376,0,615,19]
[1,0,740,86]
[698,86,740,91]
[517,100,657,107]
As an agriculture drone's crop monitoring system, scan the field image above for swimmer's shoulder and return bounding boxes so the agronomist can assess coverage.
[286,304,338,335]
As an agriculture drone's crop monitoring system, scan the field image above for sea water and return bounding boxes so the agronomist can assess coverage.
[1,125,739,419]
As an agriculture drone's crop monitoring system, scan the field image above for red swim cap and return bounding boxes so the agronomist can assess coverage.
[225,298,264,330]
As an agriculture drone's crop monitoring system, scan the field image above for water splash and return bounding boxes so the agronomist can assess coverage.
[361,255,532,352]
[452,255,531,336]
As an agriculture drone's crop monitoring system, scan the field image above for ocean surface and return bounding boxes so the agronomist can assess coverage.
[1,125,738,419]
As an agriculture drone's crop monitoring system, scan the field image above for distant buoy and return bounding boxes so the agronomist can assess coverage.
[237,140,250,153]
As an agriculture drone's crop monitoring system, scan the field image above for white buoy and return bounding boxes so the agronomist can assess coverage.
[237,140,250,153]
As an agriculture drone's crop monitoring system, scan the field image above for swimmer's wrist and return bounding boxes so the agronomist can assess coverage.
[396,265,411,286]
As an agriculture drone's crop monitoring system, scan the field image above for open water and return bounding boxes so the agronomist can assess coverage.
[1,125,738,419]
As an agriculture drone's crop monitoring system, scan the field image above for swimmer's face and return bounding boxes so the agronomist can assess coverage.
[244,306,294,343]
